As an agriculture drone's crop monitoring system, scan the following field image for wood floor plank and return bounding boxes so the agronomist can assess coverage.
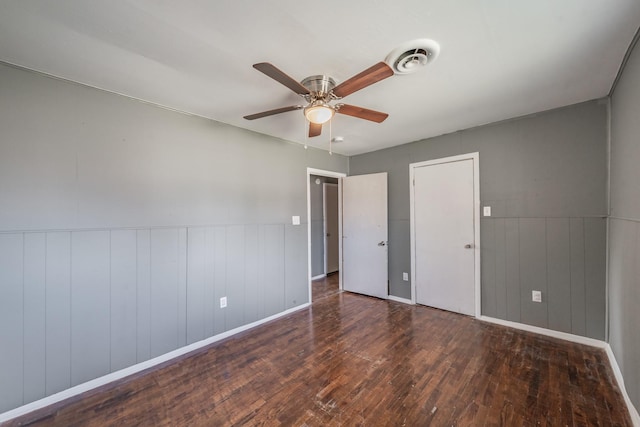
[5,274,632,426]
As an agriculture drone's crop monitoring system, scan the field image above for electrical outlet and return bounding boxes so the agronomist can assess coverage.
[532,290,542,303]
[483,206,492,217]
[220,296,227,308]
[402,272,409,281]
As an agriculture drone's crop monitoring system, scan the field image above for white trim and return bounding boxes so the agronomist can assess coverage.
[409,152,481,317]
[606,97,612,219]
[609,215,640,223]
[479,316,606,348]
[605,98,611,343]
[409,162,420,306]
[387,295,414,305]
[338,180,343,292]
[0,302,310,424]
[605,345,640,426]
[605,216,610,343]
[338,182,346,291]
[307,168,347,179]
[307,168,346,303]
[323,182,328,275]
[311,274,326,281]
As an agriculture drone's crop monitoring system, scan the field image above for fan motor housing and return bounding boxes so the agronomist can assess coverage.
[301,75,336,97]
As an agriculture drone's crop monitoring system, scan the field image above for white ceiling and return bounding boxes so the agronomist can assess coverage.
[0,1,638,156]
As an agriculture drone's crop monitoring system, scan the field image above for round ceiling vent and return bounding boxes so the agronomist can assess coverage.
[385,39,440,74]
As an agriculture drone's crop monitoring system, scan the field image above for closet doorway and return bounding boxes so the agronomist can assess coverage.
[307,168,345,302]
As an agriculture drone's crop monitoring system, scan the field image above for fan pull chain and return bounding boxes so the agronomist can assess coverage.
[303,117,308,149]
[329,119,332,155]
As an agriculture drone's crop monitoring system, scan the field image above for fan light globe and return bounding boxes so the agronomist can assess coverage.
[304,103,334,124]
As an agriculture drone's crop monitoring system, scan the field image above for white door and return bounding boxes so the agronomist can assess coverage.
[323,183,339,274]
[412,155,478,316]
[342,173,388,299]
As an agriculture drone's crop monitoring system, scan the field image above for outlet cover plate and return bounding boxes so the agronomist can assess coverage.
[220,296,227,308]
[532,290,542,303]
[402,272,409,281]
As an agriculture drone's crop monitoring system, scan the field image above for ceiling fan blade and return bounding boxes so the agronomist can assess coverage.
[337,104,389,123]
[309,122,322,137]
[332,62,394,98]
[244,105,303,120]
[253,63,310,95]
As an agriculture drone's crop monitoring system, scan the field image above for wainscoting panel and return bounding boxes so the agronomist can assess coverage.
[569,218,587,336]
[0,223,305,413]
[0,234,24,411]
[186,227,207,345]
[70,231,111,387]
[493,218,508,320]
[244,225,260,325]
[212,226,227,336]
[285,224,308,309]
[481,217,605,340]
[45,232,72,396]
[480,219,496,316]
[135,229,152,363]
[504,218,521,323]
[226,225,246,331]
[110,230,138,372]
[546,218,572,333]
[23,233,46,403]
[584,218,607,339]
[150,228,184,358]
[519,218,548,329]
[261,224,286,318]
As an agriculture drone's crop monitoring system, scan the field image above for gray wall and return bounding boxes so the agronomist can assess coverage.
[609,35,640,410]
[0,63,348,413]
[350,100,608,339]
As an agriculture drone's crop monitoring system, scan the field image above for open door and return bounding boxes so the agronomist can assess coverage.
[342,173,388,299]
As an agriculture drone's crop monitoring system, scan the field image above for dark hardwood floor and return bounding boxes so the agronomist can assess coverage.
[5,281,631,426]
[312,273,340,301]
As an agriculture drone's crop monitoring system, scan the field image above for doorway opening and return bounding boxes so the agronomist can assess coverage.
[307,168,346,303]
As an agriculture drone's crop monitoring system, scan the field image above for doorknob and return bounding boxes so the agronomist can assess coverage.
[378,241,387,246]
[464,244,473,249]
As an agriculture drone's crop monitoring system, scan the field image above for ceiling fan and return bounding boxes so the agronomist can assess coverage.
[243,62,394,137]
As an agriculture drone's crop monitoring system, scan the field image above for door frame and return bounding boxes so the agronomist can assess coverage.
[409,152,481,317]
[323,182,339,275]
[307,168,346,302]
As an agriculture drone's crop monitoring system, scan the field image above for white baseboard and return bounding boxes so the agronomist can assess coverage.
[480,315,639,426]
[479,315,607,348]
[605,345,640,426]
[311,274,326,281]
[387,295,413,305]
[0,302,311,424]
